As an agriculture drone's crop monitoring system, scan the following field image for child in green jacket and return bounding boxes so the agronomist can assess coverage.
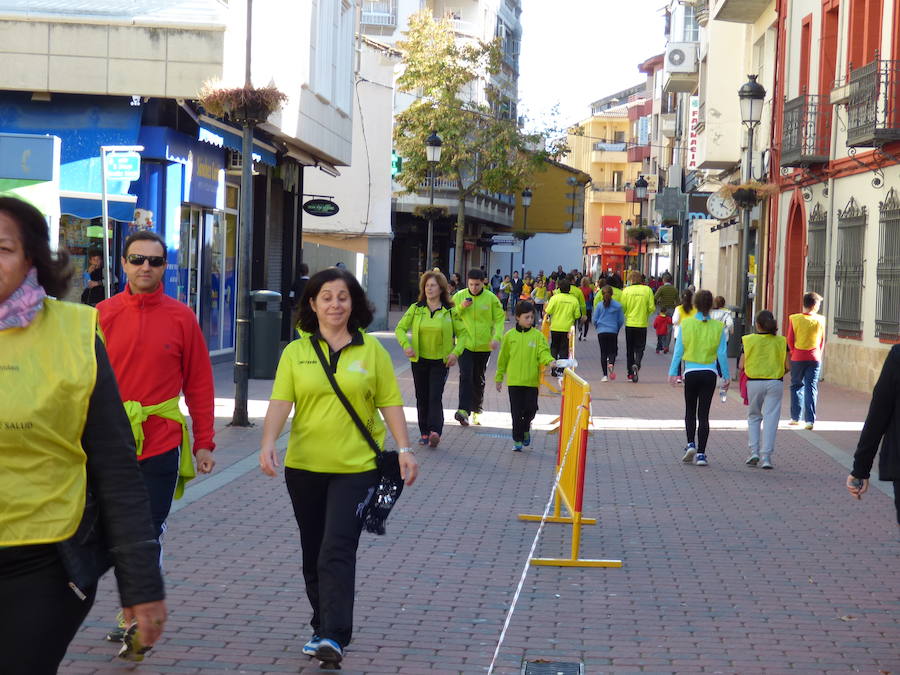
[496,301,555,452]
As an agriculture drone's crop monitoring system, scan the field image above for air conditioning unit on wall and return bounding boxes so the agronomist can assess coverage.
[665,42,697,73]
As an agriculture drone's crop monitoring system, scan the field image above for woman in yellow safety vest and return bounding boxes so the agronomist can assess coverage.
[0,196,166,673]
[668,289,731,467]
[259,267,418,668]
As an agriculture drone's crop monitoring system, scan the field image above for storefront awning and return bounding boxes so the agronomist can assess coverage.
[198,116,277,166]
[60,192,137,221]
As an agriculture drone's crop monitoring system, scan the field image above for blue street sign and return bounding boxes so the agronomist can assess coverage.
[106,152,141,180]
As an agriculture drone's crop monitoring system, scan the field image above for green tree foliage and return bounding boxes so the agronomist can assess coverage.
[393,11,564,276]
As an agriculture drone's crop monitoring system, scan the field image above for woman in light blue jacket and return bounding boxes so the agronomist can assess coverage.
[592,284,625,382]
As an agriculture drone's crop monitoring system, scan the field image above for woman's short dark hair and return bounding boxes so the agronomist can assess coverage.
[124,230,167,258]
[755,310,778,335]
[694,289,714,316]
[0,196,72,298]
[297,268,374,334]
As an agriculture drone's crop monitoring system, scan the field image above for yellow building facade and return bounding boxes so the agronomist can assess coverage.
[564,103,645,276]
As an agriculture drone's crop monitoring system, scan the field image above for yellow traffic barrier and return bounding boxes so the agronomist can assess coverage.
[519,369,623,568]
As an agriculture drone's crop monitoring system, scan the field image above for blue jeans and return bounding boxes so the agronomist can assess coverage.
[789,360,821,424]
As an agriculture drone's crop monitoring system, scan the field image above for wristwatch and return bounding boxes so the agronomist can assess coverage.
[398,447,415,454]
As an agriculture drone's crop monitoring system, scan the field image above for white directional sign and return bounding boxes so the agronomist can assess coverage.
[492,244,521,253]
[105,152,141,180]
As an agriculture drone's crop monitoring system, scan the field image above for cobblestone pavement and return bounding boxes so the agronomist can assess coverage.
[60,313,899,674]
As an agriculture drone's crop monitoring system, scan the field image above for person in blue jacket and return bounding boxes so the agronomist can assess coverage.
[592,284,624,382]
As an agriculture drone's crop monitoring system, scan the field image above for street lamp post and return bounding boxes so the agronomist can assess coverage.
[634,175,648,274]
[424,131,442,274]
[737,74,766,337]
[520,187,532,278]
[623,219,633,270]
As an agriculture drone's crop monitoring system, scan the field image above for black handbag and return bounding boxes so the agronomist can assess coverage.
[310,336,404,535]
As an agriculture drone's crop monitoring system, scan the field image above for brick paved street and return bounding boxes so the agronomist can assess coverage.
[60,314,899,674]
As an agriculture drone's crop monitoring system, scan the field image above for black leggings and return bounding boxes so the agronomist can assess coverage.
[410,358,449,436]
[683,370,717,452]
[0,545,97,675]
[597,333,618,376]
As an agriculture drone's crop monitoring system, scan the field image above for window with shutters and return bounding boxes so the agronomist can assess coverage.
[834,197,867,337]
[806,202,827,302]
[875,187,900,341]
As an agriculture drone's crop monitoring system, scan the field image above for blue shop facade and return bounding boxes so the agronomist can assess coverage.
[0,92,295,354]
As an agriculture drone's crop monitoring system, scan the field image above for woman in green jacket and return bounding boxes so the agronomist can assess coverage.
[396,271,466,447]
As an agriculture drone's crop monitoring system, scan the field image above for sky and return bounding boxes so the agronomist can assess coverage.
[518,0,667,129]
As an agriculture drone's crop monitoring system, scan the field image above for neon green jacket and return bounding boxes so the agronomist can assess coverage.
[622,283,656,328]
[495,326,554,387]
[545,292,581,332]
[553,286,586,317]
[395,302,466,362]
[451,288,505,352]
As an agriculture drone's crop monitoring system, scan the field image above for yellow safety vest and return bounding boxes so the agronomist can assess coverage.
[0,299,97,546]
[742,333,787,379]
[681,316,725,364]
[123,397,195,500]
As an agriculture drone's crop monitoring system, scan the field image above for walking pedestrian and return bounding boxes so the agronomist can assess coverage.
[654,272,679,317]
[710,295,734,338]
[259,267,418,667]
[452,268,505,426]
[578,276,594,341]
[495,301,555,451]
[846,344,900,532]
[530,277,548,322]
[499,274,512,314]
[490,268,503,294]
[510,270,524,301]
[97,230,216,643]
[671,289,696,384]
[738,311,789,469]
[668,290,730,467]
[653,308,672,354]
[0,196,166,674]
[80,247,106,306]
[544,278,581,376]
[592,284,624,382]
[621,270,655,383]
[787,292,826,429]
[395,271,465,448]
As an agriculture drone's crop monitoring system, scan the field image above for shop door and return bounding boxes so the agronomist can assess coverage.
[178,206,202,315]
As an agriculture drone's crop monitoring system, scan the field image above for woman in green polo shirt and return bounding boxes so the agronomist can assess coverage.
[738,310,789,469]
[258,268,418,668]
[396,271,466,448]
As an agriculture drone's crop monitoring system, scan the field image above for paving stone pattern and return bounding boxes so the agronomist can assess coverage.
[60,315,900,674]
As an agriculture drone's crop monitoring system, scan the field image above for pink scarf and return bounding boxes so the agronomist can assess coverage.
[0,268,47,330]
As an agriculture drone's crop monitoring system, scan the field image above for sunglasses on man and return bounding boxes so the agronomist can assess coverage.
[126,254,166,267]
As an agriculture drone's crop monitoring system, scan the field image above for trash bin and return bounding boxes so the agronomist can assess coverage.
[727,305,743,359]
[250,290,282,379]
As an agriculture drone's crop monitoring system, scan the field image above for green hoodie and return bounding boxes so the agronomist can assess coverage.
[622,283,656,328]
[495,326,554,387]
[395,302,467,362]
[451,288,505,352]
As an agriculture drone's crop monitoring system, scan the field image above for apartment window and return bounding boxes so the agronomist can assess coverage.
[875,187,900,341]
[682,4,699,42]
[806,203,827,301]
[614,130,625,143]
[335,0,354,113]
[799,15,812,94]
[848,0,883,70]
[312,0,352,111]
[834,197,867,337]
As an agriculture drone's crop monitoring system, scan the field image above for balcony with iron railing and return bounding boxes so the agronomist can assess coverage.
[361,0,397,27]
[846,56,900,148]
[627,139,650,163]
[589,184,628,204]
[781,94,831,167]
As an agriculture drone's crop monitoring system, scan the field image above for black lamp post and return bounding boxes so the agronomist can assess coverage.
[737,74,766,336]
[425,130,442,273]
[623,218,633,270]
[520,187,532,278]
[634,174,648,274]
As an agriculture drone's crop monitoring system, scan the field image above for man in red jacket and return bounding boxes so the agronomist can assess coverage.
[97,230,216,642]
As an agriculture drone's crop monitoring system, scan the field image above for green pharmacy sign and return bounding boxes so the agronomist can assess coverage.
[303,198,339,217]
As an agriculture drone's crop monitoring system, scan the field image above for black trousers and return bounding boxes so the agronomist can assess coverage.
[411,358,449,436]
[284,468,379,648]
[683,370,717,452]
[579,314,591,338]
[458,349,491,414]
[138,448,180,541]
[597,332,618,376]
[0,545,97,675]
[624,326,648,373]
[508,386,539,443]
[549,330,569,360]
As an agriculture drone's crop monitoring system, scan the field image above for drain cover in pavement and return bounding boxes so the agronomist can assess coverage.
[522,661,583,675]
[474,432,512,439]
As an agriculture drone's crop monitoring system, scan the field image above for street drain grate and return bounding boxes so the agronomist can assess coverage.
[522,661,583,675]
[473,432,512,439]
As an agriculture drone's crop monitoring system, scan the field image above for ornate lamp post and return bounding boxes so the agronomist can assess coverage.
[634,174,649,273]
[424,131,442,273]
[737,74,766,336]
[520,187,532,277]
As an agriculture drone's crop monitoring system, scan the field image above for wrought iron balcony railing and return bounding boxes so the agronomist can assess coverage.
[847,57,900,148]
[781,94,831,167]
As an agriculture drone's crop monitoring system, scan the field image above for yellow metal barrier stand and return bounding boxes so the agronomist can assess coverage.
[519,369,623,569]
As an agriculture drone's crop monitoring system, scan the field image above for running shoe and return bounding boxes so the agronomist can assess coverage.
[804,423,814,430]
[695,453,708,466]
[788,419,800,426]
[523,431,531,447]
[513,442,523,452]
[609,364,616,380]
[418,435,428,446]
[302,635,321,657]
[106,611,128,642]
[454,409,469,426]
[760,458,774,469]
[428,432,440,448]
[472,412,482,426]
[681,443,697,463]
[314,638,343,666]
[745,453,760,466]
[601,376,609,382]
[631,365,639,383]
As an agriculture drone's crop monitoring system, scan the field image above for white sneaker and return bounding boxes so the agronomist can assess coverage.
[804,423,814,430]
[788,419,800,426]
[760,457,774,469]
[601,376,609,382]
[681,444,697,463]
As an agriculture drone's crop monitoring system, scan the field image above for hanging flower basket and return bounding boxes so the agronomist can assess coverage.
[198,82,288,124]
[717,181,779,209]
[413,205,448,221]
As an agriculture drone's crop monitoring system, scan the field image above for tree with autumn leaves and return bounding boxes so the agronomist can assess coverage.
[393,11,566,277]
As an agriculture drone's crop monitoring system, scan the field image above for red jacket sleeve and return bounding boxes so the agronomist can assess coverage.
[786,317,795,353]
[180,315,216,452]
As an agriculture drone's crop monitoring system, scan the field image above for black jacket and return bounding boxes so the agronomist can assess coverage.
[56,338,165,606]
[852,344,900,481]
